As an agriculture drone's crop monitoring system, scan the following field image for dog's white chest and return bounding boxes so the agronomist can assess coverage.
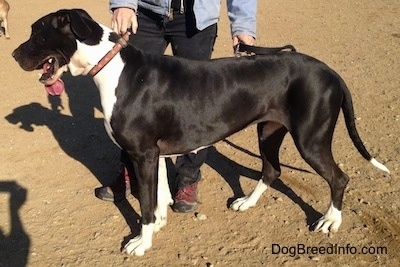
[92,58,125,148]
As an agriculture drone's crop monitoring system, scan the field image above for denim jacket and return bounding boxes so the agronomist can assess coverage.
[109,0,257,38]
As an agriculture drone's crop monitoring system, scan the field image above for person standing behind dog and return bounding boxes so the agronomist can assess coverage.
[95,0,257,213]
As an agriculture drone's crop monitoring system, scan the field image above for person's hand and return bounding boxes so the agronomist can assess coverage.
[111,8,138,34]
[232,34,255,55]
[232,34,255,47]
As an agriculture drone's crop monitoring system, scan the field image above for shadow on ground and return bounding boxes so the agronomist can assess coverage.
[0,181,30,267]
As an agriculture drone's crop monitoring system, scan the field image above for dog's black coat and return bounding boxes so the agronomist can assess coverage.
[12,9,388,254]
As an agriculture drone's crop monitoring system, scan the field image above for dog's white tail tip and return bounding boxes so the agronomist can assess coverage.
[370,158,390,174]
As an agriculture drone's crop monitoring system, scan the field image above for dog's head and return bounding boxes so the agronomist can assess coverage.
[12,9,103,94]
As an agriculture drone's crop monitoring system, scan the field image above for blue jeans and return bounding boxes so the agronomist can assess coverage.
[121,5,217,187]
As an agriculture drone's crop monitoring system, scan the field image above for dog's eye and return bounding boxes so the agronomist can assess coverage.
[33,36,46,45]
[37,36,46,43]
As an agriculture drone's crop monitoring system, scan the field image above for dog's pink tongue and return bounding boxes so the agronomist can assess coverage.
[45,79,65,96]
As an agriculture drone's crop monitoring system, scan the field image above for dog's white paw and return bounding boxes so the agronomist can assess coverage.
[154,204,171,232]
[123,224,154,256]
[154,193,173,232]
[123,235,150,256]
[154,158,173,232]
[154,217,166,232]
[230,179,268,211]
[231,196,255,211]
[313,203,342,233]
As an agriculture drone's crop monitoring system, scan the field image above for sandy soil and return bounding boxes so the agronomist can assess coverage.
[0,0,399,266]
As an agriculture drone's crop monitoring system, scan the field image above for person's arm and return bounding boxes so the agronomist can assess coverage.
[227,0,257,46]
[109,0,138,34]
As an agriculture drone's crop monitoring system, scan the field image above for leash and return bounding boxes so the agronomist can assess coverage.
[89,31,131,76]
[234,42,296,57]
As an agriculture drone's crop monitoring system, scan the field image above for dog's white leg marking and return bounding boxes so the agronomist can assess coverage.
[4,18,10,39]
[123,223,154,256]
[314,202,342,233]
[154,158,173,232]
[231,179,268,211]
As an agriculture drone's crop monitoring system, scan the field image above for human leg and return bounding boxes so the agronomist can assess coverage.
[165,7,217,212]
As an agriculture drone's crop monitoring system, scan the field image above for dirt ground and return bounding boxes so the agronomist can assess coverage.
[1,0,399,266]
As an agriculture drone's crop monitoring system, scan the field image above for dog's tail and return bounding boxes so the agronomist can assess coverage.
[340,78,390,174]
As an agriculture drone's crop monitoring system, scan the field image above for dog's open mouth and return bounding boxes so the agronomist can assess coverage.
[39,57,65,96]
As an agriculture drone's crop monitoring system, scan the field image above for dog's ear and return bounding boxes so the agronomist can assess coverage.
[51,9,92,40]
[51,9,103,45]
[68,9,96,40]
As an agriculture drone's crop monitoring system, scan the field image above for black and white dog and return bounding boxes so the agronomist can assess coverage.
[12,9,389,256]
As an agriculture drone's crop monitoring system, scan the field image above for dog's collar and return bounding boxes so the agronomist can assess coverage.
[89,32,130,76]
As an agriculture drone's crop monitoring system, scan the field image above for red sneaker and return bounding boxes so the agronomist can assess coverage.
[171,182,199,213]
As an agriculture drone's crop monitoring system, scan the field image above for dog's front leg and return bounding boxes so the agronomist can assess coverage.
[154,158,173,232]
[123,155,159,256]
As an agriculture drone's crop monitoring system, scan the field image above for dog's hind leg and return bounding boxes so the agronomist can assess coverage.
[291,113,349,233]
[298,141,349,233]
[231,122,287,211]
[311,156,349,233]
[154,158,173,232]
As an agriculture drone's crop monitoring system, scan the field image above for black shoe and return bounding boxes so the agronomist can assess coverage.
[94,185,130,202]
[94,169,131,202]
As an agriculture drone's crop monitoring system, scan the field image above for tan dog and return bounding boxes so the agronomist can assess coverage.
[0,0,10,39]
